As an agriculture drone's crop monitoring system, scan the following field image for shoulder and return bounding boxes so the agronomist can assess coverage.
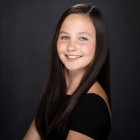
[88,81,108,104]
[71,80,111,117]
[68,90,111,139]
[88,81,111,119]
[71,93,111,121]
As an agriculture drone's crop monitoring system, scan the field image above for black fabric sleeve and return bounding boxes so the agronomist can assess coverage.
[69,94,111,140]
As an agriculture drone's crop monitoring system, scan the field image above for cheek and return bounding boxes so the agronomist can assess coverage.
[57,41,63,55]
[57,40,67,53]
[83,42,96,57]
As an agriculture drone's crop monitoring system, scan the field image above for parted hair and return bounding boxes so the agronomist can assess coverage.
[35,3,111,140]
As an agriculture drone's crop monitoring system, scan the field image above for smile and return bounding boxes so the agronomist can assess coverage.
[66,55,81,59]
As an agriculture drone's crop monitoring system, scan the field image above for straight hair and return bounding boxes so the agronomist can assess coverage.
[35,3,111,139]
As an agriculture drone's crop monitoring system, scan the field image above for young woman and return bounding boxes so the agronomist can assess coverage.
[23,3,111,140]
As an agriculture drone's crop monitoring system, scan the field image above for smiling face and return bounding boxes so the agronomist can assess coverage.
[57,14,96,72]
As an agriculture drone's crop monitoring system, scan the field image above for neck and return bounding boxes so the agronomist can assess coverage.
[65,69,85,95]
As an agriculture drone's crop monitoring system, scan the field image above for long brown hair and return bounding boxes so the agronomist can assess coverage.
[35,3,111,139]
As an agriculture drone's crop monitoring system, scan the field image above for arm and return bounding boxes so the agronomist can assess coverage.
[23,119,41,140]
[66,130,94,140]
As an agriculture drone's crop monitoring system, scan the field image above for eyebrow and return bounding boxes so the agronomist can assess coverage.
[59,31,69,34]
[59,31,92,37]
[77,32,93,37]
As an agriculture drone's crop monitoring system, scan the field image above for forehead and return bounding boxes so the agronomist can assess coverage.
[60,14,95,33]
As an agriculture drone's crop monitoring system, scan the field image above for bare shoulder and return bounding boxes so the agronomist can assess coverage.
[67,130,94,140]
[88,81,112,119]
[88,81,108,102]
[23,119,41,140]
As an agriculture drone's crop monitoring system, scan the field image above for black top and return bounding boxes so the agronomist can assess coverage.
[47,93,111,140]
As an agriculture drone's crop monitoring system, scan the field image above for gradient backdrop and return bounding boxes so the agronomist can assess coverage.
[0,0,140,139]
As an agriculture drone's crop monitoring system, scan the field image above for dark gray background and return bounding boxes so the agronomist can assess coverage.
[0,0,140,139]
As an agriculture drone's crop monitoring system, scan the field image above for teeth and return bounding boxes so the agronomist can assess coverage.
[66,55,81,59]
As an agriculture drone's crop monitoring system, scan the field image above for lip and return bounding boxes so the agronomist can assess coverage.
[65,55,82,61]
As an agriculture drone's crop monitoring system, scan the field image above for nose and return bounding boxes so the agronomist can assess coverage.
[67,40,77,51]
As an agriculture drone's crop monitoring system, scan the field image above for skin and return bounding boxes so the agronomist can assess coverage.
[57,13,96,140]
[57,14,96,95]
[23,120,40,140]
[23,13,111,140]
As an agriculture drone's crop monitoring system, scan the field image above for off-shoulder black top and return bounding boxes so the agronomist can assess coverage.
[47,93,111,140]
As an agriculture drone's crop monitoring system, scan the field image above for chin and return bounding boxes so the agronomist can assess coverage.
[65,66,87,72]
